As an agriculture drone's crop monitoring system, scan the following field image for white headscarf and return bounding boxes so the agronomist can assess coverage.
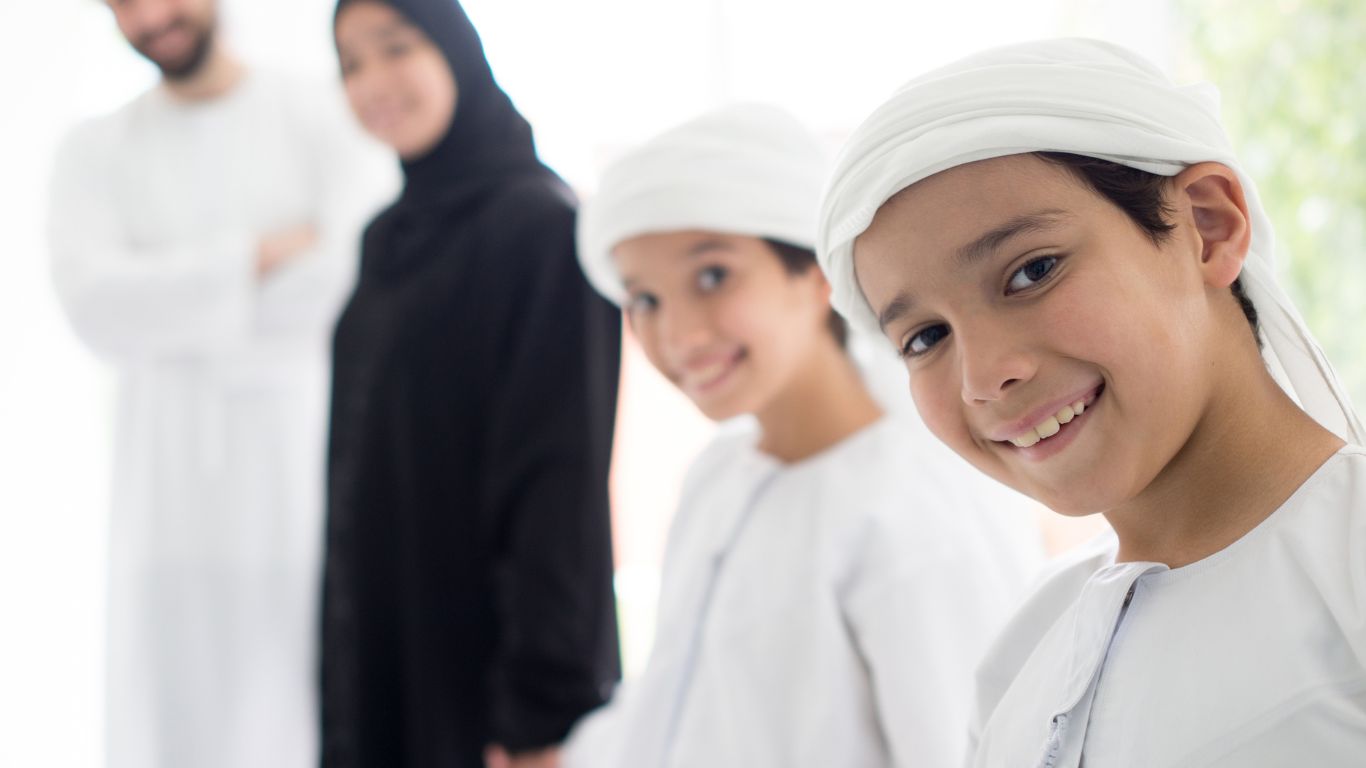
[816,38,1364,444]
[577,103,828,305]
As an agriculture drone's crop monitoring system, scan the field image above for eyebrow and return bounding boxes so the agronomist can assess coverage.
[619,238,733,290]
[955,209,1071,266]
[877,291,915,333]
[340,20,413,51]
[370,21,415,41]
[875,209,1072,332]
[686,238,734,258]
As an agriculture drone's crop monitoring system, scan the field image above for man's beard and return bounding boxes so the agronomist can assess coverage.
[132,16,216,81]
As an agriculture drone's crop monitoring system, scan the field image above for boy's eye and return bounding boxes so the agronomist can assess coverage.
[626,292,658,316]
[902,324,950,358]
[697,265,727,292]
[384,42,413,58]
[1006,255,1058,293]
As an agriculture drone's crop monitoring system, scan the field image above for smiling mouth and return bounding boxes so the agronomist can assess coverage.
[682,350,745,395]
[1002,383,1104,449]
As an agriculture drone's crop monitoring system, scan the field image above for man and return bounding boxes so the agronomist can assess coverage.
[47,1,395,765]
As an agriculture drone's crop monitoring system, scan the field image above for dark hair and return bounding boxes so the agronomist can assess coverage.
[761,238,849,348]
[1036,152,1260,341]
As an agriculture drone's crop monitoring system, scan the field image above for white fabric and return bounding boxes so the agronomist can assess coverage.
[47,71,397,768]
[563,416,1044,768]
[969,446,1366,767]
[815,37,1364,445]
[577,103,828,305]
[575,103,922,417]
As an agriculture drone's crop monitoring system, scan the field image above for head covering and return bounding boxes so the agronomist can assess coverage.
[816,38,1363,444]
[334,0,544,198]
[577,103,828,305]
[334,0,555,279]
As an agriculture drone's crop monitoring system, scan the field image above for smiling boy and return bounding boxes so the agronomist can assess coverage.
[817,39,1366,767]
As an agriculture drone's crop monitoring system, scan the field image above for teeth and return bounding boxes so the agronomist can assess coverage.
[1008,399,1091,448]
[1036,416,1061,438]
[688,359,732,387]
[697,363,724,380]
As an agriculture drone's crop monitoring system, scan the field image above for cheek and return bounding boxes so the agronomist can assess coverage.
[1031,266,1145,370]
[406,56,456,128]
[630,320,669,373]
[729,291,807,365]
[1048,265,1188,384]
[342,75,368,116]
[700,287,759,341]
[909,368,971,448]
[114,12,140,40]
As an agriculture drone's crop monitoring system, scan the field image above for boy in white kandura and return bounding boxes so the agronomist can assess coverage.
[817,38,1366,768]
[564,103,1042,768]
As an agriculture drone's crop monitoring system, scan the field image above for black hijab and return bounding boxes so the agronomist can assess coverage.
[335,0,557,275]
[335,0,547,204]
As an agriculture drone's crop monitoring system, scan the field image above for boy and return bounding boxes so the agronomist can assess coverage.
[564,103,1041,768]
[817,39,1366,767]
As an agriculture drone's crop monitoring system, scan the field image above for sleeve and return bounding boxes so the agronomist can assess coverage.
[481,186,624,753]
[560,435,742,766]
[559,682,629,768]
[46,123,258,362]
[251,83,398,343]
[838,500,1008,768]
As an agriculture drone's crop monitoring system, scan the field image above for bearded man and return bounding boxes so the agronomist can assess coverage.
[47,2,394,765]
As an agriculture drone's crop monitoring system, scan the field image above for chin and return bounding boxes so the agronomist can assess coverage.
[691,383,766,423]
[395,132,445,162]
[693,399,746,423]
[1026,483,1127,517]
[1040,497,1109,518]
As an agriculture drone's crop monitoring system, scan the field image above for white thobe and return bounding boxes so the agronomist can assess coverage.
[47,70,396,768]
[565,416,1043,767]
[969,446,1366,768]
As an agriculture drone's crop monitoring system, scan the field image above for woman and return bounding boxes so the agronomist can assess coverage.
[325,1,622,765]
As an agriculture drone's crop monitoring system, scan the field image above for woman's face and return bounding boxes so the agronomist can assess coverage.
[335,1,457,160]
[614,231,831,422]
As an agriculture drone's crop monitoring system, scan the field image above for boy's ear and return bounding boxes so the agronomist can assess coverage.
[808,264,835,304]
[1172,162,1251,289]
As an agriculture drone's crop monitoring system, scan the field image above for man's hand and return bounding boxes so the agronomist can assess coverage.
[484,743,561,768]
[256,223,319,278]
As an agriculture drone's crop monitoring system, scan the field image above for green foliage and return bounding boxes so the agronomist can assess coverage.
[1180,0,1366,413]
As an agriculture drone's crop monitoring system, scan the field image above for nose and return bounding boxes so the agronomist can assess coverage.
[130,0,177,33]
[957,317,1036,405]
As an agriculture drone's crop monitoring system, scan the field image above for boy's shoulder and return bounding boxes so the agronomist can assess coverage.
[969,530,1117,734]
[1269,444,1366,546]
[1304,443,1366,491]
[830,414,1044,555]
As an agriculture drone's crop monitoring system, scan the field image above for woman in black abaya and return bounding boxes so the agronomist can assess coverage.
[325,2,622,765]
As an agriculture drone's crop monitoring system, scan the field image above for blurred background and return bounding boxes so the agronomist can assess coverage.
[2,0,1362,764]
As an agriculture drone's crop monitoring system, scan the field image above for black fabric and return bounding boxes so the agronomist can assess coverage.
[322,2,621,765]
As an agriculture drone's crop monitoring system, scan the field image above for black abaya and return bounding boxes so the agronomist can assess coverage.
[322,2,621,764]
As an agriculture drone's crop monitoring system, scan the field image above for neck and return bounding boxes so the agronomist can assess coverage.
[754,336,883,464]
[163,40,243,102]
[1105,349,1343,568]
